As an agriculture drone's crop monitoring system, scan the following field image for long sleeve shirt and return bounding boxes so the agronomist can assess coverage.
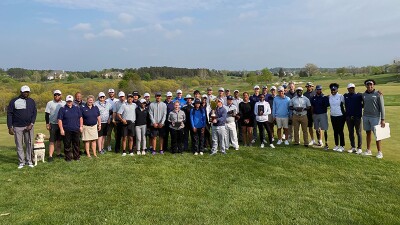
[254,101,271,122]
[290,95,311,116]
[311,94,329,114]
[190,107,206,129]
[225,104,237,123]
[7,96,37,128]
[362,90,385,119]
[272,96,291,118]
[149,101,167,125]
[211,106,227,126]
[329,94,345,117]
[168,110,186,130]
[343,92,363,118]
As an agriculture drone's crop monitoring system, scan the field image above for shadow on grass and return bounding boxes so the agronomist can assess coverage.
[0,146,18,165]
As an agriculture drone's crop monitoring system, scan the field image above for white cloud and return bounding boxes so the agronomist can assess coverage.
[40,18,59,24]
[71,23,92,31]
[118,13,134,24]
[83,33,96,40]
[99,28,124,38]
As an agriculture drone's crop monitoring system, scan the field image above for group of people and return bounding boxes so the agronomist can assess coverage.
[7,78,386,168]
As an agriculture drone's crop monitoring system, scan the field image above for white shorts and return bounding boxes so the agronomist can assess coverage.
[276,117,289,129]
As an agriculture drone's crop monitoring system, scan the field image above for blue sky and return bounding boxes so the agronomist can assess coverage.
[1,0,399,71]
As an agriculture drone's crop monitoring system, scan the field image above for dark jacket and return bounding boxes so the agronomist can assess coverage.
[7,96,37,128]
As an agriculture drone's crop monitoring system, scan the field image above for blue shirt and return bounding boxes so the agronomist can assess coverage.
[272,96,291,118]
[164,100,175,114]
[173,97,186,108]
[343,93,363,117]
[7,96,37,128]
[81,104,100,126]
[311,94,329,114]
[58,105,82,132]
[190,107,206,129]
[211,106,227,126]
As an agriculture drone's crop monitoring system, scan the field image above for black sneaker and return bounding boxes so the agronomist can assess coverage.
[57,154,64,158]
[48,157,54,162]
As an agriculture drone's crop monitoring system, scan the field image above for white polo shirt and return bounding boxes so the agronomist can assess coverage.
[329,93,345,117]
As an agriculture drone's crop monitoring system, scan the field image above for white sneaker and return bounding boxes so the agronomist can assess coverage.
[356,149,363,155]
[347,148,356,153]
[269,144,275,149]
[28,164,34,168]
[263,139,268,144]
[129,152,134,156]
[137,151,141,155]
[107,146,112,151]
[282,134,286,139]
[18,164,24,169]
[277,140,282,145]
[251,139,256,144]
[333,146,339,151]
[318,140,323,146]
[122,152,127,156]
[200,152,204,155]
[261,143,264,148]
[337,147,344,153]
[235,148,239,151]
[284,140,289,145]
[271,137,275,142]
[364,149,372,156]
[141,151,146,155]
[308,140,315,146]
[194,152,198,155]
[376,151,383,159]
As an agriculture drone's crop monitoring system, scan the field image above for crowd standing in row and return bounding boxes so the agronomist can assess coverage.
[7,79,386,168]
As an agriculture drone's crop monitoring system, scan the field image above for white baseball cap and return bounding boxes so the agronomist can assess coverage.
[118,91,125,97]
[202,94,208,98]
[176,89,182,94]
[108,89,115,93]
[98,92,106,97]
[140,99,146,104]
[53,90,62,95]
[277,86,284,92]
[270,86,277,90]
[218,87,225,92]
[347,83,355,88]
[234,90,239,93]
[66,95,74,102]
[20,85,30,92]
[166,92,173,97]
[296,87,303,91]
[254,85,260,89]
[144,93,150,97]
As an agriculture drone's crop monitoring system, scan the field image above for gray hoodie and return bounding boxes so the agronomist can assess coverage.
[149,101,167,125]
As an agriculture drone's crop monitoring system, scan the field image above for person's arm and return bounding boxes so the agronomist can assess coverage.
[306,98,311,110]
[30,99,37,125]
[379,94,385,127]
[254,103,258,116]
[190,109,195,129]
[265,103,271,115]
[160,105,167,125]
[79,117,83,133]
[148,104,156,125]
[57,109,64,135]
[7,99,15,135]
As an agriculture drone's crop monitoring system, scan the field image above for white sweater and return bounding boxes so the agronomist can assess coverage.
[254,101,271,122]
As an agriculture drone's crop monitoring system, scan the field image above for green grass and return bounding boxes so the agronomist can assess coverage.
[1,75,399,224]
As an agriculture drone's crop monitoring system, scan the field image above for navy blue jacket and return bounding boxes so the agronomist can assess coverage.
[344,92,363,118]
[311,94,329,114]
[210,106,227,126]
[7,96,37,128]
[58,105,82,132]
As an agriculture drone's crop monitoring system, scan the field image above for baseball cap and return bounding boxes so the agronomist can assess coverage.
[254,85,260,89]
[305,82,314,87]
[194,99,201,104]
[262,85,268,89]
[98,92,106,98]
[347,83,355,89]
[140,99,146,104]
[118,91,125,97]
[270,86,276,90]
[282,83,288,89]
[155,92,162,96]
[218,87,225,92]
[166,92,173,97]
[176,89,182,94]
[296,87,303,91]
[127,94,134,98]
[66,95,74,102]
[144,93,150,97]
[20,85,30,92]
[227,95,233,100]
[53,90,62,95]
[202,94,208,98]
[184,94,194,100]
[234,90,239,93]
[108,89,115,93]
[207,87,212,91]
[216,98,224,102]
[277,86,284,92]
[316,85,322,90]
[364,79,376,85]
[132,91,141,98]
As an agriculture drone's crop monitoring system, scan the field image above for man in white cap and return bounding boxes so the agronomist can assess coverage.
[216,87,226,105]
[206,87,216,105]
[250,85,261,143]
[95,92,112,154]
[144,92,151,107]
[343,83,363,154]
[111,91,127,153]
[105,88,118,152]
[7,85,37,169]
[45,90,66,162]
[174,89,186,107]
[163,91,174,152]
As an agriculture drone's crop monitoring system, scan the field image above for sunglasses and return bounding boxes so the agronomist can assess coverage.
[54,94,61,96]
[99,96,105,98]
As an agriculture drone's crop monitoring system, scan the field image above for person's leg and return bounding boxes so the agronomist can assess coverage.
[13,127,25,166]
[170,129,177,154]
[376,140,382,152]
[257,122,264,144]
[339,116,346,147]
[91,140,97,157]
[135,126,141,151]
[230,123,239,149]
[277,127,282,140]
[355,117,362,149]
[366,131,372,150]
[300,116,308,145]
[142,126,147,151]
[193,129,199,153]
[346,116,355,148]
[241,126,247,145]
[183,126,189,151]
[247,126,253,145]
[284,128,289,140]
[211,126,218,152]
[97,136,103,152]
[72,131,81,160]
[225,124,230,150]
[85,141,91,157]
[121,136,127,152]
[178,129,184,153]
[218,126,226,152]
[199,129,205,153]
[163,122,170,151]
[128,136,134,153]
[331,116,339,146]
[263,122,273,144]
[115,122,122,153]
[252,118,258,142]
[63,130,72,161]
[293,116,300,144]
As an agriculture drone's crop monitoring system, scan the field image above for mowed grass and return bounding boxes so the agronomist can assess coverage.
[0,107,399,224]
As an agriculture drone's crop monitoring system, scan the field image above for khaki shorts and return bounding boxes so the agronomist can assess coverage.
[82,125,98,141]
[276,117,289,129]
